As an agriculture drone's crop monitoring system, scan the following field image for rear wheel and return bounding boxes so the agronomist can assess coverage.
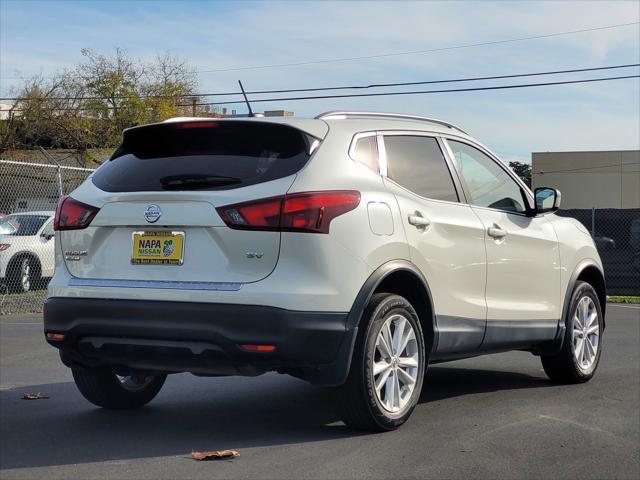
[541,281,603,383]
[333,293,426,431]
[72,367,166,409]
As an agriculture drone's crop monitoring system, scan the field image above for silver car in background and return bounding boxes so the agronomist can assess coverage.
[0,211,55,292]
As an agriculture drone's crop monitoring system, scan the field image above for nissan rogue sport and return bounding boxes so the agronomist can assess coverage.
[44,112,606,431]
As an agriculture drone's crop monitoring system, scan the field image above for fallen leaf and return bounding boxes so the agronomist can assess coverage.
[22,392,49,400]
[191,450,240,461]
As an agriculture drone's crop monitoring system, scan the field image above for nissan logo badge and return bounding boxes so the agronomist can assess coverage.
[144,204,162,223]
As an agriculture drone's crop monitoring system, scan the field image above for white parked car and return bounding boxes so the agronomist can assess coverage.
[44,113,606,431]
[0,211,55,293]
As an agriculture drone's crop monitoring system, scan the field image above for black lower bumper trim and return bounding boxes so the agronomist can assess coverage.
[44,297,354,385]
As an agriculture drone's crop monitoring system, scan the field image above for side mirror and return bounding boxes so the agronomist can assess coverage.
[41,232,54,240]
[534,187,561,214]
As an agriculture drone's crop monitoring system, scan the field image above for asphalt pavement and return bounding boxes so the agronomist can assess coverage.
[1,305,638,479]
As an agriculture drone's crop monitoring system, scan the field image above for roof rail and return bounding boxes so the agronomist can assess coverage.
[315,111,467,134]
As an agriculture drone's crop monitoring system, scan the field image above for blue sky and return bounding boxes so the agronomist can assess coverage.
[1,0,639,162]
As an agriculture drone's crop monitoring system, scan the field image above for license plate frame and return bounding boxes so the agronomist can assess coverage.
[131,230,185,266]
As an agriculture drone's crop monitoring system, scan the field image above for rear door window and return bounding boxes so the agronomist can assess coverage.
[384,135,459,202]
[93,121,317,192]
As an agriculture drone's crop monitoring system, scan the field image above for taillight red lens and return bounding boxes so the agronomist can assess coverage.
[54,196,100,231]
[217,196,283,230]
[281,191,361,233]
[217,191,360,234]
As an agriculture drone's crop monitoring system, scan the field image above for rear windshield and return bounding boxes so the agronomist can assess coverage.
[92,121,316,192]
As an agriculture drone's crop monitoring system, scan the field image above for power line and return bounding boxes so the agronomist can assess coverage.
[194,21,640,73]
[1,21,638,82]
[534,161,640,174]
[2,74,637,112]
[178,74,640,108]
[1,63,637,102]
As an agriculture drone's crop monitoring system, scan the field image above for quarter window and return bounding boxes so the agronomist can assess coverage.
[447,140,526,213]
[351,135,378,172]
[384,135,458,202]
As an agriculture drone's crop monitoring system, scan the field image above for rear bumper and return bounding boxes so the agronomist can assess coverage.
[44,297,356,385]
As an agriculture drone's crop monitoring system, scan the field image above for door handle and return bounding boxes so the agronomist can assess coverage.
[408,212,431,229]
[487,224,507,239]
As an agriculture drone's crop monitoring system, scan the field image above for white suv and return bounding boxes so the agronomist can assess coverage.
[44,112,606,431]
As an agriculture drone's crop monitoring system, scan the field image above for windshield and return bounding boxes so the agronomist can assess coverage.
[92,121,316,192]
[0,214,50,236]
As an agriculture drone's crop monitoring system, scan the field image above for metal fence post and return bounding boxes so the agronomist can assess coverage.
[57,165,64,196]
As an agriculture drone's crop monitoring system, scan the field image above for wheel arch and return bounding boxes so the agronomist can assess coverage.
[7,251,42,280]
[565,260,607,328]
[346,259,436,356]
[312,259,437,386]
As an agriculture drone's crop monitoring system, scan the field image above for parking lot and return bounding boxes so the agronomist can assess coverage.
[0,304,638,480]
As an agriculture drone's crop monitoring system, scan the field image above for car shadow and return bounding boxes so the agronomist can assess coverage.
[0,365,551,470]
[419,364,552,403]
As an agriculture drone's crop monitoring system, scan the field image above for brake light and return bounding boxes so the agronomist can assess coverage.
[175,121,219,129]
[217,191,360,234]
[54,196,100,231]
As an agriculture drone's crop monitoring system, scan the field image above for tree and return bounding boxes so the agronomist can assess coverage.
[509,161,532,187]
[1,48,199,154]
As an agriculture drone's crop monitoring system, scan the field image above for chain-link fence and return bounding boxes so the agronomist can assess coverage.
[0,159,95,315]
[1,159,638,314]
[556,208,640,295]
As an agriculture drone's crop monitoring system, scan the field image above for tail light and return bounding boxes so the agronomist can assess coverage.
[217,191,360,234]
[54,195,100,231]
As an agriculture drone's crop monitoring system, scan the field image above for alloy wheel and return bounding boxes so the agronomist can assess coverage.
[372,314,420,413]
[20,259,31,291]
[572,296,600,371]
[115,371,155,392]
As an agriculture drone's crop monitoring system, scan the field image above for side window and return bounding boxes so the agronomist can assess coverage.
[447,140,526,213]
[384,135,458,202]
[351,135,378,173]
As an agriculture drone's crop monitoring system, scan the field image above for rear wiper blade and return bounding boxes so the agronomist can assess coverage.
[160,174,242,190]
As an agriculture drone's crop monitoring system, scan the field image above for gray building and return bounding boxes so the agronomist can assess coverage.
[532,150,640,209]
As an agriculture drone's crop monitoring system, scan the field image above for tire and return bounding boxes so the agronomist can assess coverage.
[72,367,166,409]
[333,293,426,431]
[7,256,39,293]
[541,281,603,383]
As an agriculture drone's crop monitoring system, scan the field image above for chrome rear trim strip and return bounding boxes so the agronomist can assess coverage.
[69,278,242,291]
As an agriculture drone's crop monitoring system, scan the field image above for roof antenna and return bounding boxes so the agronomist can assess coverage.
[238,80,254,117]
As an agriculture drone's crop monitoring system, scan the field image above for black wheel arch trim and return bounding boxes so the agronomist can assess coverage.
[562,259,606,327]
[536,258,606,356]
[322,259,436,386]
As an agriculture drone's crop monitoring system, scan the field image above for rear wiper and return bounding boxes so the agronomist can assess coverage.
[160,174,242,190]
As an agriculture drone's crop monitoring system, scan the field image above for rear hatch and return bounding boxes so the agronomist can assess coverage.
[59,120,320,284]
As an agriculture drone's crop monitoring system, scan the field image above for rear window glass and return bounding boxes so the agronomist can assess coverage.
[92,121,316,192]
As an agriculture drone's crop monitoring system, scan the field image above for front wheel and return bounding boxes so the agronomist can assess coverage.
[8,256,39,293]
[541,281,603,383]
[72,367,166,409]
[333,293,426,431]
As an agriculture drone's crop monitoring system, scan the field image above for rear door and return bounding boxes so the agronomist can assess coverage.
[380,132,488,355]
[60,120,318,284]
[444,139,561,348]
